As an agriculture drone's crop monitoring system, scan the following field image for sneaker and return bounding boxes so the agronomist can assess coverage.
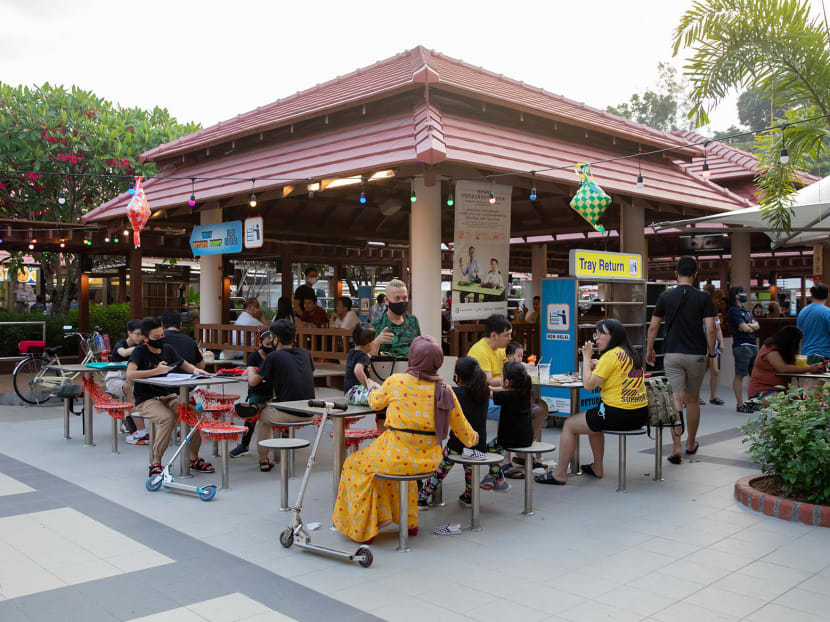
[125,433,148,445]
[480,474,511,491]
[229,444,249,458]
[417,498,430,510]
[458,494,472,508]
[124,415,137,434]
[462,448,488,461]
[491,477,511,493]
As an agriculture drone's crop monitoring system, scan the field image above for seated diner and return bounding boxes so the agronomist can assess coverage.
[748,326,825,404]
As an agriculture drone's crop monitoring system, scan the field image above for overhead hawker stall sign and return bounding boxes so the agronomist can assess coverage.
[190,221,243,256]
[569,249,642,280]
[452,180,512,321]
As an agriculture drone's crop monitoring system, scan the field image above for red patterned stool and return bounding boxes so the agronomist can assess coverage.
[200,422,248,490]
[83,377,134,454]
[344,427,381,454]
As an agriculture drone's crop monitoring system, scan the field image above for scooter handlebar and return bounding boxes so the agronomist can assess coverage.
[308,399,349,411]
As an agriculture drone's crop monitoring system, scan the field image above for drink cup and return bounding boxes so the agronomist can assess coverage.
[795,355,807,368]
[538,363,551,385]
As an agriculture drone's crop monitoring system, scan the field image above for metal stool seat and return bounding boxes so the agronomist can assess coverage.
[604,428,647,492]
[271,420,315,477]
[53,384,83,441]
[258,438,311,511]
[445,454,504,531]
[374,472,433,552]
[504,441,557,515]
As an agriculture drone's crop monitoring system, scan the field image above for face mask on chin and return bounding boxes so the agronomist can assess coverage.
[388,301,408,316]
[148,338,165,349]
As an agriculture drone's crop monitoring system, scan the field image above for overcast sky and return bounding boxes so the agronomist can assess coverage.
[2,0,826,137]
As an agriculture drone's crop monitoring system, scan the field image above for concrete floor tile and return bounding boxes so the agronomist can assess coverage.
[0,473,35,496]
[551,574,622,599]
[796,572,830,595]
[745,602,827,622]
[651,601,738,622]
[684,585,764,618]
[773,588,830,615]
[710,571,791,601]
[594,585,675,617]
[659,559,731,585]
[466,597,549,622]
[503,584,585,615]
[558,600,641,622]
[625,572,706,601]
[737,560,813,587]
[49,559,122,584]
[186,593,271,622]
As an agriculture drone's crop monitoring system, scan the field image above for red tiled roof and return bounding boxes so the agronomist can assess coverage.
[141,46,694,163]
[84,110,749,224]
[671,129,819,185]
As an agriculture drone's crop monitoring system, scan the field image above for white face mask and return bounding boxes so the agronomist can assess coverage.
[307,276,318,285]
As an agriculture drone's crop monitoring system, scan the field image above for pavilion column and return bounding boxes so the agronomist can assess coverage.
[620,198,646,258]
[117,266,127,304]
[129,246,142,319]
[79,270,90,335]
[814,242,830,283]
[530,243,547,304]
[731,232,752,293]
[410,177,441,340]
[718,259,729,296]
[199,207,223,324]
[280,245,293,301]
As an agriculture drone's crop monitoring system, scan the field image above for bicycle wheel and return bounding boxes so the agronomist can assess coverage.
[13,358,56,405]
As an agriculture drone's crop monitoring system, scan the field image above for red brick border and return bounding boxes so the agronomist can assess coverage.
[735,475,830,527]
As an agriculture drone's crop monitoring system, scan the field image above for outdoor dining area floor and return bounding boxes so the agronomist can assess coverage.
[0,378,829,622]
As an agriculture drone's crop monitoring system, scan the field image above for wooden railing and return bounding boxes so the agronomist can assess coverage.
[757,317,797,344]
[447,322,540,357]
[295,326,352,361]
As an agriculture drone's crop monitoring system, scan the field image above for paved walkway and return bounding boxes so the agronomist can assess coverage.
[0,378,828,622]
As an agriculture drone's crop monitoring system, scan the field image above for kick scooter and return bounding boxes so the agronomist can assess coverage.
[145,404,217,502]
[279,399,373,567]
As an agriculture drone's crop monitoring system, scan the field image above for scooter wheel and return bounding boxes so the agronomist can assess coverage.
[279,528,294,548]
[145,476,163,492]
[198,485,216,502]
[356,546,373,568]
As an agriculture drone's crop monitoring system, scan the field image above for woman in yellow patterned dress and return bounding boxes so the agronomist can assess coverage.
[333,335,479,543]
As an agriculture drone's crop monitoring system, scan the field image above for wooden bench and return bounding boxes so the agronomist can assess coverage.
[195,324,353,362]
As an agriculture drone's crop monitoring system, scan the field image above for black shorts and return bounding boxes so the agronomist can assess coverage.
[585,402,648,432]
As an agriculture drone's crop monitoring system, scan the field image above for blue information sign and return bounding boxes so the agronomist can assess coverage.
[540,278,600,415]
[357,285,372,321]
[190,221,243,256]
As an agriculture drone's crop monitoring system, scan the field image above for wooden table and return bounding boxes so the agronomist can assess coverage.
[532,378,584,475]
[777,371,830,388]
[133,375,241,477]
[268,399,377,499]
[313,363,346,378]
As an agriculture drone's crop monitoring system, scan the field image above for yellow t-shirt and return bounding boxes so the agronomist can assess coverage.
[593,346,647,409]
[467,338,506,378]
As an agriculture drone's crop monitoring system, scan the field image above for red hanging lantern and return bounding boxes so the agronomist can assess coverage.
[126,176,150,248]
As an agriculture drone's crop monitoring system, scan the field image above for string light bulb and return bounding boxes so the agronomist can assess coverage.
[58,190,66,205]
[410,179,416,203]
[489,189,496,205]
[780,125,789,164]
[104,234,110,243]
[530,172,537,201]
[249,178,257,208]
[59,239,65,249]
[446,192,454,207]
[128,181,135,195]
[188,178,196,207]
[123,229,129,236]
[28,243,34,250]
[636,155,644,189]
[701,141,711,179]
[114,235,120,243]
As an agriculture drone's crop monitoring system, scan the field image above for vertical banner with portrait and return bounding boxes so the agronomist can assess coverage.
[452,181,512,320]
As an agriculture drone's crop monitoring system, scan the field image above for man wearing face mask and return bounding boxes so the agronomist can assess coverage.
[293,267,320,318]
[370,278,421,358]
[728,286,760,413]
[161,310,205,370]
[229,328,275,458]
[127,317,211,479]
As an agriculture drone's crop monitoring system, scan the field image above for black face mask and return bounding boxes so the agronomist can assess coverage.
[388,301,407,316]
[148,338,165,349]
[262,345,275,354]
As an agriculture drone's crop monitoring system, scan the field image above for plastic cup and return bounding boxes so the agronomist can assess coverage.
[795,355,807,368]
[538,363,551,385]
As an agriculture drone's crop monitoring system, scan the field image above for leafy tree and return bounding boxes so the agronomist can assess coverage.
[737,88,789,132]
[0,83,199,312]
[606,62,692,132]
[673,0,830,231]
[711,124,756,153]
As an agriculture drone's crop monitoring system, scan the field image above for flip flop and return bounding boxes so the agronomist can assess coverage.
[581,464,602,478]
[685,442,700,455]
[534,472,566,485]
[667,454,682,465]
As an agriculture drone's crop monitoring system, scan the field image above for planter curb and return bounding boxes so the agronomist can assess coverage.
[735,475,830,527]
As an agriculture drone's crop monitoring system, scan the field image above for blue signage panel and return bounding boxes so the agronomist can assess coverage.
[190,221,243,256]
[357,285,372,321]
[540,278,600,415]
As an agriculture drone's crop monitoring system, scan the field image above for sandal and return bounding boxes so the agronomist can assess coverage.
[667,454,682,465]
[259,461,274,472]
[534,471,566,485]
[503,466,525,479]
[581,464,602,478]
[709,398,725,405]
[148,463,163,477]
[685,442,700,455]
[190,458,215,473]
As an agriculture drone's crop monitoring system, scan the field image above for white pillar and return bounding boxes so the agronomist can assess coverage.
[199,207,223,324]
[731,232,752,293]
[410,177,442,339]
[530,244,547,302]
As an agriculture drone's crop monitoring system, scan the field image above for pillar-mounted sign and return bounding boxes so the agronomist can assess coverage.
[190,221,242,256]
[244,217,263,249]
[569,249,643,281]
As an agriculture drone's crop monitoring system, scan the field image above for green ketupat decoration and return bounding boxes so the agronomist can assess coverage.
[569,164,610,232]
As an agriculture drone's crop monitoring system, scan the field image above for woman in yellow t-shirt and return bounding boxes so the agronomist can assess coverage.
[536,319,648,485]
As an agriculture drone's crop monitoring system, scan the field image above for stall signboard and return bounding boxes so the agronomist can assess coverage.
[451,180,512,320]
[0,265,39,284]
[357,285,372,321]
[569,249,642,280]
[190,221,242,256]
[244,217,263,249]
[540,278,600,415]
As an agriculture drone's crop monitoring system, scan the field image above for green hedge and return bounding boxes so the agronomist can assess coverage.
[0,304,130,357]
